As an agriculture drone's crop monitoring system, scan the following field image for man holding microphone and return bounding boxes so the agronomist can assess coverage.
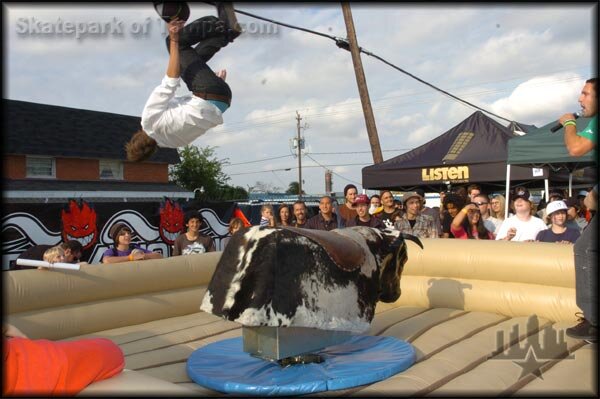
[559,78,597,156]
[557,78,597,342]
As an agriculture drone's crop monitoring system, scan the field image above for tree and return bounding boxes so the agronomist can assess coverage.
[249,181,281,193]
[169,146,248,201]
[286,181,305,195]
[217,184,249,201]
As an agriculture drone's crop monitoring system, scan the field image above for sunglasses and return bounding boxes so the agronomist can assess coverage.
[475,201,488,206]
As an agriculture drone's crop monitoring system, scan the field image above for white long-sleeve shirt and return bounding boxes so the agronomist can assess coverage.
[141,75,223,148]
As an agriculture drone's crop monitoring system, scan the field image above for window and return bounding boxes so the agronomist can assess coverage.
[442,131,474,162]
[99,160,123,180]
[26,157,55,178]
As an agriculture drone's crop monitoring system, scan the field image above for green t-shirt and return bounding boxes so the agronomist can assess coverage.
[577,116,597,144]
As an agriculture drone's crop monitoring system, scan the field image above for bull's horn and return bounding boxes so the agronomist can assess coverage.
[401,233,424,249]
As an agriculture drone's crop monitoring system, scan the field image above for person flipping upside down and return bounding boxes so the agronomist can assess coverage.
[126,5,240,162]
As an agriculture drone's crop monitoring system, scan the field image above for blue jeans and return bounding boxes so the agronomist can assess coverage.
[574,213,597,325]
[166,16,232,102]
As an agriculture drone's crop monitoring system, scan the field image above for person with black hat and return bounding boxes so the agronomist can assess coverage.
[495,187,547,241]
[126,2,241,162]
[172,211,215,256]
[101,224,163,264]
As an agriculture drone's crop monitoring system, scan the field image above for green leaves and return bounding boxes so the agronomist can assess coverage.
[169,146,248,201]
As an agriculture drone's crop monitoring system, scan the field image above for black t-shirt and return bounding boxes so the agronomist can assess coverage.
[15,244,53,270]
[346,216,384,229]
[441,213,455,238]
[377,210,399,229]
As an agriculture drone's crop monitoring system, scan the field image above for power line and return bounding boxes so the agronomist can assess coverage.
[220,73,583,130]
[304,154,362,185]
[357,48,514,123]
[226,154,293,166]
[310,149,411,155]
[224,149,410,169]
[229,167,294,176]
[227,162,373,176]
[213,75,582,136]
[230,6,339,41]
[232,5,516,123]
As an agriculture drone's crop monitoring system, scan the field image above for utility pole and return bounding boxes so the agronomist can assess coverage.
[296,111,303,199]
[341,2,383,164]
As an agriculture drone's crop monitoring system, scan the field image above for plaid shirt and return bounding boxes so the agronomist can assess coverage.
[394,214,438,239]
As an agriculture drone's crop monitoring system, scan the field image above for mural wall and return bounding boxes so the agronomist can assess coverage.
[2,198,237,269]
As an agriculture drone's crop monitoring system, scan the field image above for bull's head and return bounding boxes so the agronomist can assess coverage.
[378,230,423,302]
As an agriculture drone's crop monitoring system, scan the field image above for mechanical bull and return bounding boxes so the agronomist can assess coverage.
[200,225,423,334]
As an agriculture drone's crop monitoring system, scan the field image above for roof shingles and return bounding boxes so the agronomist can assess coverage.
[4,99,180,164]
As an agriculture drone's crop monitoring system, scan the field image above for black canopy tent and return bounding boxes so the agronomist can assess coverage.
[362,111,548,192]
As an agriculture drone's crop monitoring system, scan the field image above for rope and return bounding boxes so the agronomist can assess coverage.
[360,49,514,123]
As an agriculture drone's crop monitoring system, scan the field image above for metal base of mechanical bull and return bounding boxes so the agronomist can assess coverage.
[243,326,352,364]
[186,335,416,396]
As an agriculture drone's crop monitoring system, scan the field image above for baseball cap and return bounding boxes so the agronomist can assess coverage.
[577,190,588,198]
[513,187,530,201]
[546,200,568,216]
[353,194,370,205]
[109,223,131,242]
[402,191,423,204]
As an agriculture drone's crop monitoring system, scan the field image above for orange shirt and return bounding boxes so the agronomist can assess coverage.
[3,337,124,396]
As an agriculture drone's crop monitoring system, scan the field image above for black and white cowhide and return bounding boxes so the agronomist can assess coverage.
[200,226,422,333]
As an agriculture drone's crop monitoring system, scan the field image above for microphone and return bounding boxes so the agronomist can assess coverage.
[550,111,581,133]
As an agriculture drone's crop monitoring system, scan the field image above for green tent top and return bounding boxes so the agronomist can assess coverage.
[507,117,596,169]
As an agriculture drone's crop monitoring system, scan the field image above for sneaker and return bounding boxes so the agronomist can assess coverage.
[566,315,597,342]
[216,2,242,42]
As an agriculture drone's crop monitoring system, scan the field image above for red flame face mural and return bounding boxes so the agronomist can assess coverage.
[159,199,184,244]
[61,199,98,250]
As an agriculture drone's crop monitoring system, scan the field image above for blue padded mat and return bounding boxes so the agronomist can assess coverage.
[187,335,415,396]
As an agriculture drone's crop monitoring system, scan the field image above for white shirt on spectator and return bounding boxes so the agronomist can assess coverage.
[495,215,548,241]
[141,75,223,148]
[483,216,501,236]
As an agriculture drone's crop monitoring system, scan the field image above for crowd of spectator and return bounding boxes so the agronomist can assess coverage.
[13,183,595,269]
[245,183,595,247]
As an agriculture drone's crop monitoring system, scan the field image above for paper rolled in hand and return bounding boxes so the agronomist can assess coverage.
[16,258,81,271]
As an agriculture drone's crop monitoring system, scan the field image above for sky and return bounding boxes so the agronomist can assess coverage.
[4,3,597,196]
